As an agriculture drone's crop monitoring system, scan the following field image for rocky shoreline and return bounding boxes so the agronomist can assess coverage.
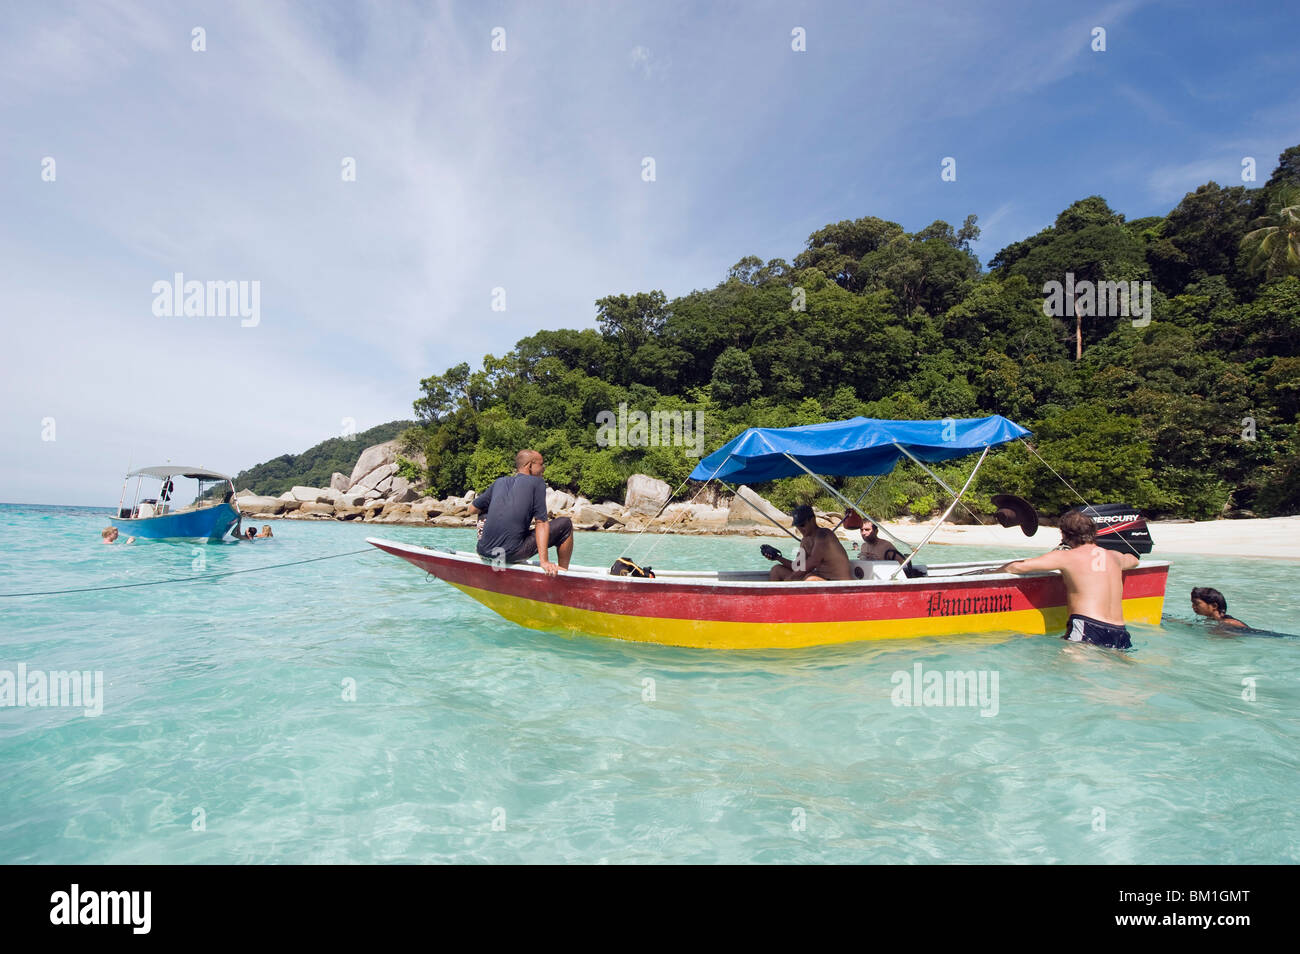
[234,439,817,536]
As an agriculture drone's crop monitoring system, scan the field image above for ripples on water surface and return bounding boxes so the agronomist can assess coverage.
[0,504,1296,863]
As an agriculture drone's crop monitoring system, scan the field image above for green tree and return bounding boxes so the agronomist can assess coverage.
[414,363,472,423]
[793,216,906,292]
[710,346,761,406]
[1240,188,1300,281]
[577,450,626,501]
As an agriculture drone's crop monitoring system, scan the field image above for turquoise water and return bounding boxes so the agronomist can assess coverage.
[1,502,1296,863]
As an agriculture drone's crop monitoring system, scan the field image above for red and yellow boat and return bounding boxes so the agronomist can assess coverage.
[365,540,1168,649]
[368,415,1169,650]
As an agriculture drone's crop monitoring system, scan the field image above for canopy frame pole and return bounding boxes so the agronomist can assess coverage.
[891,442,963,499]
[891,441,1005,532]
[890,445,989,579]
[717,479,800,542]
[622,453,738,562]
[778,453,913,553]
[830,474,880,531]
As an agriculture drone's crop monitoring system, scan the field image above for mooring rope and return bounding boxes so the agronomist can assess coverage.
[1017,438,1144,558]
[617,453,734,563]
[0,548,379,598]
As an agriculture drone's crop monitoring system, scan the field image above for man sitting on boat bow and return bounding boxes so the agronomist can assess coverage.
[469,449,573,576]
[764,505,853,582]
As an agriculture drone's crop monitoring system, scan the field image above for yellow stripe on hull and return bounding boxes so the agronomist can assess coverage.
[449,582,1166,650]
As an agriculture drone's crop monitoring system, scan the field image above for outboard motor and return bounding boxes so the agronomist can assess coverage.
[1080,503,1153,554]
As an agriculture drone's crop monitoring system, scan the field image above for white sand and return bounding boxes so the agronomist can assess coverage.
[868,515,1300,560]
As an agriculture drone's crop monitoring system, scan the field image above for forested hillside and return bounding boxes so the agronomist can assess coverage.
[233,420,415,497]
[405,146,1300,520]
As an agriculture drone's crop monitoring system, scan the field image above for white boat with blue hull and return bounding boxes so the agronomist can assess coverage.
[108,466,241,541]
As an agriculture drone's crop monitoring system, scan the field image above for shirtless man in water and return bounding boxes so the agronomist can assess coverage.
[991,509,1138,649]
[766,505,853,582]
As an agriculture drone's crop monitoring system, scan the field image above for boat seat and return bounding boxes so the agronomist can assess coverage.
[850,559,905,580]
[136,502,156,518]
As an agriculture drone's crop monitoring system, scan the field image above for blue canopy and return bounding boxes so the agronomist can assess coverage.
[689,415,1031,483]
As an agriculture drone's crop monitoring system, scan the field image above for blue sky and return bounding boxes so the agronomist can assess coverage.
[2,0,1297,504]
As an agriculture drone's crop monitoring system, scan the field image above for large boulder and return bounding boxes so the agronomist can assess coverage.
[431,513,474,527]
[348,440,399,488]
[330,472,350,492]
[625,474,671,516]
[386,478,419,504]
[439,496,471,516]
[573,503,626,530]
[546,488,576,514]
[688,483,725,508]
[291,485,331,503]
[355,462,398,492]
[660,503,729,530]
[329,490,370,507]
[236,495,286,515]
[726,485,790,528]
[235,488,255,499]
[298,501,336,516]
[373,503,413,523]
[409,499,438,521]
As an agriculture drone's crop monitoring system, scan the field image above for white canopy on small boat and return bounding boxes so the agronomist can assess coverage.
[125,466,233,481]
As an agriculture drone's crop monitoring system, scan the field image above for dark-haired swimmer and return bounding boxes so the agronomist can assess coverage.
[1191,587,1247,630]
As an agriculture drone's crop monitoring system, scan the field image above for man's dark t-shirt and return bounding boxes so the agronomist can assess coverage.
[474,474,547,559]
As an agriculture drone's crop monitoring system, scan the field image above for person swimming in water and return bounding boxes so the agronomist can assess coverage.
[1190,587,1247,630]
[988,509,1138,649]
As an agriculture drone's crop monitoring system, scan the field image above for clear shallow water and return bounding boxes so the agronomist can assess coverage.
[1,503,1296,864]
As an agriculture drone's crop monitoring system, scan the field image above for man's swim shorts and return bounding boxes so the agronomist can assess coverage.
[1063,614,1132,649]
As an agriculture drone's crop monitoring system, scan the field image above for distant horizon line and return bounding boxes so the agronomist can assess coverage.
[0,502,114,510]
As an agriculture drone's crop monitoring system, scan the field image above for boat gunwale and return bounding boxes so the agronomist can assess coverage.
[365,536,1171,589]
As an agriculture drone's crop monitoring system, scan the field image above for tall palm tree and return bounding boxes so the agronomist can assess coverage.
[1241,188,1300,281]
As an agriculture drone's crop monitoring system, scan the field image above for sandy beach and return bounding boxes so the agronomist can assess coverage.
[869,515,1300,560]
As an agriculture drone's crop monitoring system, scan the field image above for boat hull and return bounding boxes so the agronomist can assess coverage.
[109,503,240,541]
[367,538,1169,650]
